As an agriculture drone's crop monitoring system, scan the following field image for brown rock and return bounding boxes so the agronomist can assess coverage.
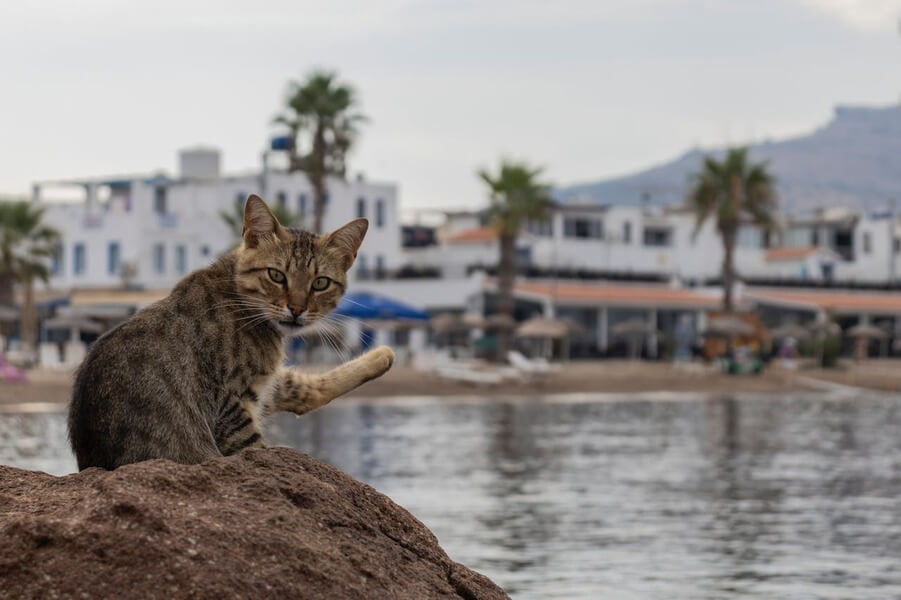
[0,448,509,600]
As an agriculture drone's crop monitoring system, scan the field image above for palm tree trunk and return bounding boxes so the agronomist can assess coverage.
[311,124,327,235]
[497,232,517,361]
[721,228,736,312]
[0,272,14,307]
[21,275,36,356]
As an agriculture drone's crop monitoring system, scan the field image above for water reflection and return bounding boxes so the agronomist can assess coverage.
[3,394,901,599]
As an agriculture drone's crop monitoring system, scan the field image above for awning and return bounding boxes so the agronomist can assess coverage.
[335,291,428,321]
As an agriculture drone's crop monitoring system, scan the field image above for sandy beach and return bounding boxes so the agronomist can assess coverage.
[3,359,894,409]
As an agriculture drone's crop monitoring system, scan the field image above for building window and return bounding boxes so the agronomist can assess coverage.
[863,232,872,254]
[73,243,86,276]
[623,222,632,244]
[356,197,366,219]
[175,245,187,275]
[154,243,165,274]
[894,238,900,254]
[50,244,64,276]
[643,227,673,247]
[200,245,210,257]
[298,193,307,217]
[235,191,245,210]
[107,241,121,275]
[525,219,551,237]
[153,187,167,214]
[375,199,385,227]
[563,217,603,239]
[322,190,329,205]
[356,254,368,280]
[375,254,385,277]
[276,191,287,211]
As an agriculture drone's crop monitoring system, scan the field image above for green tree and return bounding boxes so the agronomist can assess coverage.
[688,147,777,312]
[0,201,61,353]
[477,160,553,359]
[219,200,300,247]
[274,70,366,234]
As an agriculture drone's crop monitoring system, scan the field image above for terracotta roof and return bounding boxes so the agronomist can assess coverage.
[764,246,819,262]
[446,227,496,244]
[511,281,720,308]
[747,288,901,313]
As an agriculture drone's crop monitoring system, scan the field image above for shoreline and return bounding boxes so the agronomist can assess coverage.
[1,360,897,413]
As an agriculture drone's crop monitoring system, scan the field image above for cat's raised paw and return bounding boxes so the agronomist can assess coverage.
[364,345,395,378]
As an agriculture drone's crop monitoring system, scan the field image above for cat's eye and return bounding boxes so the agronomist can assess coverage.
[268,268,286,285]
[311,276,331,292]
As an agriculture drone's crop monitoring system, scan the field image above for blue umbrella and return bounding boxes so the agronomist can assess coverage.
[335,291,428,321]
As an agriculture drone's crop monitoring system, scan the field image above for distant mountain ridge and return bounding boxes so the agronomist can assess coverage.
[558,104,901,215]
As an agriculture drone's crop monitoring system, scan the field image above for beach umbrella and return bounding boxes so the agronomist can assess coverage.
[611,317,652,337]
[807,321,841,336]
[429,313,466,334]
[515,316,573,339]
[484,314,516,331]
[705,315,755,337]
[769,323,810,340]
[610,317,660,360]
[847,323,888,339]
[461,313,486,329]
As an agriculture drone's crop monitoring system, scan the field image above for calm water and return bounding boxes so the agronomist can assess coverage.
[3,393,901,599]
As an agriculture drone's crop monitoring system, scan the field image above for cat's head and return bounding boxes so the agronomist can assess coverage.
[233,194,367,336]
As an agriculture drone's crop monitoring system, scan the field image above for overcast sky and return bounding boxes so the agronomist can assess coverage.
[1,0,899,217]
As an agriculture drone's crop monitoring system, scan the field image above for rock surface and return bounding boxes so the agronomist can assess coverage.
[0,448,509,599]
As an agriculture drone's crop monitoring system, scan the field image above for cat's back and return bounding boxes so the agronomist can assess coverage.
[68,261,235,470]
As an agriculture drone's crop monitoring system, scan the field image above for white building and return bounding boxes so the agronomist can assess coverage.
[33,148,402,291]
[404,203,901,286]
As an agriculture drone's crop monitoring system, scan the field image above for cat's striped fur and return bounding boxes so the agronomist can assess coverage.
[68,195,394,470]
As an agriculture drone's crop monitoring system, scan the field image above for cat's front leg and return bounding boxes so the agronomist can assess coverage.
[270,345,395,416]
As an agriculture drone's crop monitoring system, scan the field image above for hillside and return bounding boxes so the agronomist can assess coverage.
[559,104,901,214]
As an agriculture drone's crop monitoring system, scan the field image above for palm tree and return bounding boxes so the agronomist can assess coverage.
[274,70,366,234]
[688,147,777,312]
[478,161,553,358]
[219,200,300,247]
[0,201,61,353]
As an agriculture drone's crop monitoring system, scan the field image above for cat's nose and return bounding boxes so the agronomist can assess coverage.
[288,304,305,317]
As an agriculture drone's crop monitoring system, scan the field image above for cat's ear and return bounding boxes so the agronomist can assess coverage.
[324,218,368,269]
[243,194,283,247]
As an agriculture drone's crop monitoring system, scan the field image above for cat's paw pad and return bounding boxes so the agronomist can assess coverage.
[367,346,395,376]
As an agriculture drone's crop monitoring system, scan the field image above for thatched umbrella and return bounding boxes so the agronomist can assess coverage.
[807,320,840,336]
[848,323,889,361]
[515,316,573,359]
[770,323,810,340]
[705,315,755,337]
[484,314,516,331]
[461,313,486,329]
[611,317,657,360]
[847,323,888,340]
[428,313,465,335]
[515,316,572,339]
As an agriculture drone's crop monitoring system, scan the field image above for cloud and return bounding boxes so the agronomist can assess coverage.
[801,0,901,30]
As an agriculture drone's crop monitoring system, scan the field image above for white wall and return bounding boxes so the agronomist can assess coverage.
[38,171,402,290]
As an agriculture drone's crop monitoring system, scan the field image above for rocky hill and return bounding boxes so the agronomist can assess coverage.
[559,104,901,214]
[0,447,508,600]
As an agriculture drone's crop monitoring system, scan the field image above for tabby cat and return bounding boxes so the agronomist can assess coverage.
[68,194,394,470]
